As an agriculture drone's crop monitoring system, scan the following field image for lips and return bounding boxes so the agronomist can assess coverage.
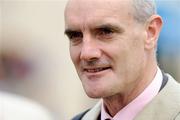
[84,66,111,73]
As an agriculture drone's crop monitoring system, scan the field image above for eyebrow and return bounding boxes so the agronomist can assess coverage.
[94,23,125,33]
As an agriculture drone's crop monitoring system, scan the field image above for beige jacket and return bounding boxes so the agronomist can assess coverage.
[82,74,180,120]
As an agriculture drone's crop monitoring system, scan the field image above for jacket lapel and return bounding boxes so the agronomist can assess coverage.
[82,101,101,120]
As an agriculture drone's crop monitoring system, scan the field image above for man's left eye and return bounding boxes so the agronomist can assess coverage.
[99,28,113,35]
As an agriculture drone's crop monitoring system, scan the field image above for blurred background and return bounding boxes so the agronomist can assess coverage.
[0,0,179,120]
[157,0,180,79]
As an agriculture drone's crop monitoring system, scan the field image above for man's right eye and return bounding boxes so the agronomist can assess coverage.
[66,31,83,44]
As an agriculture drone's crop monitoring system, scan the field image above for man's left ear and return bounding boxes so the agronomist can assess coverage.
[144,15,163,50]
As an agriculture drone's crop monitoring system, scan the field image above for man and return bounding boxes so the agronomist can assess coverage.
[64,0,180,120]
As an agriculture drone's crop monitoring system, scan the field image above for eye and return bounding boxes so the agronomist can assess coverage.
[67,31,83,40]
[100,28,113,34]
[96,27,114,38]
[65,31,83,45]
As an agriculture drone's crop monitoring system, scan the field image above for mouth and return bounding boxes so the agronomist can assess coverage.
[84,66,112,73]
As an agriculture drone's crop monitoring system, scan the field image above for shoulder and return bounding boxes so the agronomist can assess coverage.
[135,74,180,120]
[165,74,180,92]
[0,92,54,120]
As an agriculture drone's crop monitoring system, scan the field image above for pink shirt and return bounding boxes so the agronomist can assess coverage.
[101,67,162,120]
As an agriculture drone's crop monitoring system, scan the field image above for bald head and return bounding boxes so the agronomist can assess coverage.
[65,0,156,24]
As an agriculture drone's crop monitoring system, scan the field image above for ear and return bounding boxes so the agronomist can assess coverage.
[144,15,163,50]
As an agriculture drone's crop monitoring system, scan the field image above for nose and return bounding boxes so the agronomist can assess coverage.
[80,38,101,61]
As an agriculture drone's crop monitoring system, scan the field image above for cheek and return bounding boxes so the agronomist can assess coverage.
[69,46,81,65]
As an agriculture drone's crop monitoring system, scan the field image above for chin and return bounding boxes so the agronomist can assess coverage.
[83,85,107,99]
[80,74,113,98]
[85,91,103,99]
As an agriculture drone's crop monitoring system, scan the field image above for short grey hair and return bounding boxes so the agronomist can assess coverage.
[132,0,157,23]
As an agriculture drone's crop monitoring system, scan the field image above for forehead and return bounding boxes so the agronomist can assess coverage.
[65,0,134,30]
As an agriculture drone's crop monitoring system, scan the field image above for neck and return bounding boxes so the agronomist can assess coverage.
[103,59,158,117]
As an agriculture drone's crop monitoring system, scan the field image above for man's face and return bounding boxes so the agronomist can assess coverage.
[65,0,147,98]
